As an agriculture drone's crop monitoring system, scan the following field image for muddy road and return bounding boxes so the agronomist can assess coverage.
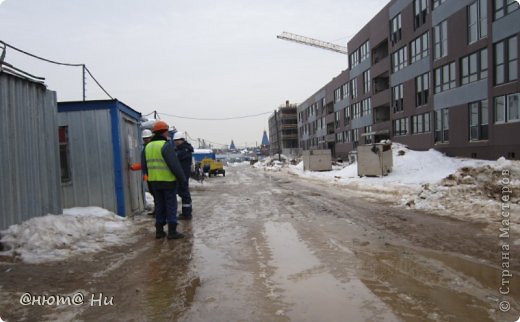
[0,165,518,321]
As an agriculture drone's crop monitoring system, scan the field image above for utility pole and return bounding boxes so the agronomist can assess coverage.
[274,109,281,161]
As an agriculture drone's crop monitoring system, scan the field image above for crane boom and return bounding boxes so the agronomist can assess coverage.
[277,31,348,55]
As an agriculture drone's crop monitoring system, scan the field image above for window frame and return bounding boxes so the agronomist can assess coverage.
[469,100,489,141]
[433,20,448,60]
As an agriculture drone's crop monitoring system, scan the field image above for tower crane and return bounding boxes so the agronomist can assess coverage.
[276,31,348,55]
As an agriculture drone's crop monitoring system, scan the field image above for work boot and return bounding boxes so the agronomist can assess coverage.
[167,224,184,240]
[155,223,166,239]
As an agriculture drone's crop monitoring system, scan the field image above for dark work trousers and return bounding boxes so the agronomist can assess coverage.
[152,187,178,225]
[178,180,192,216]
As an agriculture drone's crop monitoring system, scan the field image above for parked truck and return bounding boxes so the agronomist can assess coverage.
[200,158,226,177]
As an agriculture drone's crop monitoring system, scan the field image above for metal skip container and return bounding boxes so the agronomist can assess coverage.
[357,143,393,177]
[302,149,332,171]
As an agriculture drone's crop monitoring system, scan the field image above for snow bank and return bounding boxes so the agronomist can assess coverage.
[0,207,138,263]
[289,144,495,188]
[256,144,519,230]
[227,161,251,167]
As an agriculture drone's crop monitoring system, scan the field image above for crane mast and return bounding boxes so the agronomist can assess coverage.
[276,32,349,55]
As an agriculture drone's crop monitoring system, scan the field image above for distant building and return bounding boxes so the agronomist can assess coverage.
[229,140,236,151]
[0,66,62,230]
[261,130,269,146]
[268,100,299,156]
[297,0,520,160]
[260,130,270,156]
[57,99,144,217]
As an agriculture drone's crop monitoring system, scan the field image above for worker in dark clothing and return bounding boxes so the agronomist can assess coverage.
[172,132,194,220]
[142,120,186,239]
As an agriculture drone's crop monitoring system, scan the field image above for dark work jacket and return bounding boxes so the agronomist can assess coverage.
[142,135,186,190]
[175,141,194,177]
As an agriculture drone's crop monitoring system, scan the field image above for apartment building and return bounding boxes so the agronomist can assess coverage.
[297,0,520,160]
[268,101,299,156]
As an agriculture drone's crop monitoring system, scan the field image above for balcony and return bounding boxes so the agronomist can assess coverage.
[372,87,390,110]
[373,72,390,94]
[373,105,391,124]
[372,39,388,64]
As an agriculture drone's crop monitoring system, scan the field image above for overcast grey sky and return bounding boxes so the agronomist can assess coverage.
[0,0,387,148]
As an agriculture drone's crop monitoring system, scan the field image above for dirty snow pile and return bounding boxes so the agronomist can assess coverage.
[254,155,295,172]
[0,207,138,263]
[145,192,154,210]
[227,161,250,167]
[261,144,520,227]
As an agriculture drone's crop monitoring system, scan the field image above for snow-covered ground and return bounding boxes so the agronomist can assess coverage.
[0,207,140,264]
[255,144,520,232]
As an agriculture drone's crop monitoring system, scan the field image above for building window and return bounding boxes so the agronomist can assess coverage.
[392,46,408,72]
[59,126,72,183]
[495,93,520,123]
[461,48,488,84]
[321,97,326,108]
[342,83,350,100]
[434,108,449,143]
[433,20,448,60]
[351,78,358,99]
[360,41,370,62]
[392,84,404,113]
[434,62,456,93]
[364,125,373,144]
[494,36,518,85]
[344,106,351,124]
[345,130,351,143]
[353,102,361,119]
[468,0,487,44]
[362,98,372,116]
[352,128,360,145]
[433,0,446,9]
[363,70,371,93]
[469,100,489,141]
[410,32,429,63]
[393,118,408,136]
[334,87,342,103]
[411,112,432,134]
[414,0,428,29]
[390,14,402,44]
[416,72,430,107]
[494,0,519,20]
[350,51,360,68]
[335,111,341,128]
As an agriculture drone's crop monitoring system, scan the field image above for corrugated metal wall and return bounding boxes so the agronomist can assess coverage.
[0,72,62,230]
[58,109,117,212]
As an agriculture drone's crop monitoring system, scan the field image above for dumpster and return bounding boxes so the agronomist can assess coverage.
[302,149,332,171]
[357,143,393,177]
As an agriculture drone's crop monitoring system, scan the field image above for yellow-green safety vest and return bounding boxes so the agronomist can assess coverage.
[145,141,177,182]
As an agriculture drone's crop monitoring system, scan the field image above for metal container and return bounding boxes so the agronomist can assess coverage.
[302,149,332,171]
[357,143,393,177]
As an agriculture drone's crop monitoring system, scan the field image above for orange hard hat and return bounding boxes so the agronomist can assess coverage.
[152,120,169,133]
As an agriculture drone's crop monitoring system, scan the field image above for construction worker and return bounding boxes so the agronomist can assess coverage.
[130,129,154,172]
[130,129,155,216]
[142,120,186,239]
[172,131,194,220]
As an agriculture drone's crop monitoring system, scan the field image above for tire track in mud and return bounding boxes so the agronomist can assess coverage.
[264,169,519,322]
